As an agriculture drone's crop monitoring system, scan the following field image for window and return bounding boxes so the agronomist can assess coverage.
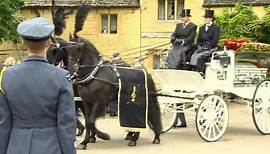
[177,0,184,18]
[167,0,175,20]
[110,15,117,34]
[158,0,165,20]
[101,15,108,34]
[101,14,118,34]
[158,0,185,20]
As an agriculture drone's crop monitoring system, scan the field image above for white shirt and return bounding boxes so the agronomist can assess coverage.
[205,22,213,31]
[183,21,190,29]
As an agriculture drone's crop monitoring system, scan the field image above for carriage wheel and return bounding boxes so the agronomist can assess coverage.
[252,79,270,135]
[159,102,177,133]
[196,94,229,142]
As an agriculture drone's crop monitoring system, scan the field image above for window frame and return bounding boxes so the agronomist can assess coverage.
[157,0,185,21]
[101,14,118,34]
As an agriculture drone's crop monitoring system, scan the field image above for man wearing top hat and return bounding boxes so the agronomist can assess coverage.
[165,9,197,69]
[0,17,76,154]
[190,10,221,72]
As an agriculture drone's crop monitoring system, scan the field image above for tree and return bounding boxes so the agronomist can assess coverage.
[0,0,25,44]
[216,3,259,41]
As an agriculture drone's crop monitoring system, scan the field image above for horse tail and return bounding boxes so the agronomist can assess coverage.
[147,73,162,134]
[74,5,90,35]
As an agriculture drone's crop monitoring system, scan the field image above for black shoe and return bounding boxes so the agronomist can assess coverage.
[109,112,118,117]
[179,124,187,128]
[173,124,187,128]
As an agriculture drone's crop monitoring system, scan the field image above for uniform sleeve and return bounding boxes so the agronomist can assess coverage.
[57,73,76,154]
[0,92,11,154]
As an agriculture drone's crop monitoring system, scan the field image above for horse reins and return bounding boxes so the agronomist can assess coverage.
[71,58,119,87]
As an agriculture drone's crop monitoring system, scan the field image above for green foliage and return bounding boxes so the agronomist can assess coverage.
[256,6,270,43]
[0,0,25,44]
[216,4,270,45]
[216,3,259,41]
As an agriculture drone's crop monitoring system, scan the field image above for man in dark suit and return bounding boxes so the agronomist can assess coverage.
[112,51,130,67]
[190,10,221,72]
[165,9,197,69]
[0,17,76,154]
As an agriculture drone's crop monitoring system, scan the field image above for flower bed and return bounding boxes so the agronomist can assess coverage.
[224,39,270,53]
[223,39,251,51]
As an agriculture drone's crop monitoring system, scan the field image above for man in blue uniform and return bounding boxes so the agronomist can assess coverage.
[0,17,76,154]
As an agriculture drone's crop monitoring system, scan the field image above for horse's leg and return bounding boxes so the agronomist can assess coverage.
[76,117,85,136]
[88,102,111,142]
[95,129,110,140]
[77,105,92,150]
[76,101,85,136]
[125,132,134,140]
[128,132,140,146]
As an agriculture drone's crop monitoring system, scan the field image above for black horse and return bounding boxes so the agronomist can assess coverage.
[47,37,85,136]
[47,35,162,148]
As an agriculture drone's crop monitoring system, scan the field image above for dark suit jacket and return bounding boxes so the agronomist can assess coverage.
[197,23,220,49]
[171,22,197,46]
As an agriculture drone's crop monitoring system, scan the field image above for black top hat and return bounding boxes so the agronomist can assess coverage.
[203,10,215,18]
[180,9,191,17]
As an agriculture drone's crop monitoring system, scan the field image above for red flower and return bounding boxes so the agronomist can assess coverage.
[224,39,251,51]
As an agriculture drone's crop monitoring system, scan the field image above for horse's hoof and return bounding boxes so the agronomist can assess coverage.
[76,128,85,136]
[77,144,87,150]
[97,133,110,140]
[128,141,137,146]
[89,137,96,143]
[152,138,160,144]
[125,135,132,141]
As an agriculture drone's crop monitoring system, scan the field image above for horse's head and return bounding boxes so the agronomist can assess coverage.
[67,34,101,76]
[47,37,69,66]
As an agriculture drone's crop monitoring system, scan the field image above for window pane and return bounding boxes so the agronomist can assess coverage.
[110,15,117,34]
[177,0,185,19]
[167,0,175,20]
[158,0,165,20]
[101,15,108,34]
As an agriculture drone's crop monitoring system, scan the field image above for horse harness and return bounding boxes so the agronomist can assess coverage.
[50,38,122,87]
[70,58,120,87]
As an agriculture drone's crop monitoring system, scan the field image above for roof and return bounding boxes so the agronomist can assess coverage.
[203,0,270,7]
[25,0,140,8]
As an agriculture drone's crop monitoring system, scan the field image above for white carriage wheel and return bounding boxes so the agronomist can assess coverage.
[252,79,270,135]
[159,101,177,133]
[196,94,229,142]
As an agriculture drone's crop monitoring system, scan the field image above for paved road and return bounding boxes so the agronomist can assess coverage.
[77,103,270,154]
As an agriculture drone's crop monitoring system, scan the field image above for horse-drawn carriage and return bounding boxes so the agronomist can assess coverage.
[152,49,270,142]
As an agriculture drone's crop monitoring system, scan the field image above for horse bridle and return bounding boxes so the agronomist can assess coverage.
[51,39,119,86]
[70,58,119,86]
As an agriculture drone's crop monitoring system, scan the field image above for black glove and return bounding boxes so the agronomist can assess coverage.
[173,38,183,45]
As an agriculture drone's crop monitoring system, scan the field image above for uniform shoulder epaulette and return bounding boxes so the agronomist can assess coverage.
[0,66,7,94]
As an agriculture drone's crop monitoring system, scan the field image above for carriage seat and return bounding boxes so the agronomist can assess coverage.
[206,51,231,70]
[213,53,231,68]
